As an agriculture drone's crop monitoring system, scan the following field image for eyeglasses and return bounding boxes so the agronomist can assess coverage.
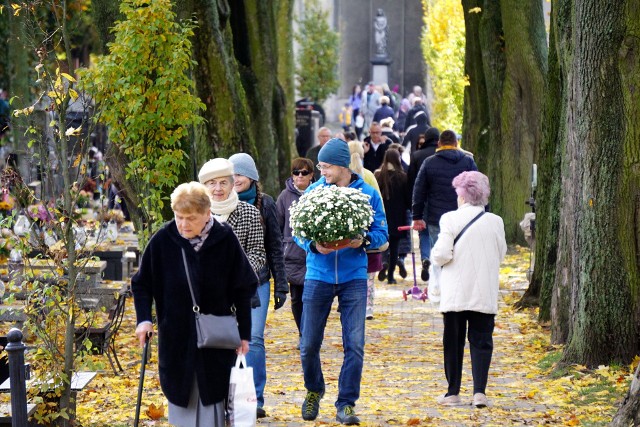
[292,169,311,176]
[316,163,333,171]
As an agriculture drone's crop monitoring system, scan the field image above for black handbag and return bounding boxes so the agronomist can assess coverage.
[181,249,241,349]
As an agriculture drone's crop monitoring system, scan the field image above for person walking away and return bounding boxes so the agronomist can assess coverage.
[349,84,362,127]
[228,153,289,419]
[372,96,394,124]
[348,140,384,320]
[306,127,333,181]
[431,171,506,408]
[276,157,315,336]
[132,182,258,427]
[295,138,388,425]
[403,97,430,132]
[374,149,410,285]
[363,122,391,172]
[411,130,477,282]
[402,110,430,153]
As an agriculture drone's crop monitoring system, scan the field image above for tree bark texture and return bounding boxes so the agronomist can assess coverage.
[520,2,564,317]
[497,0,547,244]
[0,0,9,90]
[554,0,636,367]
[463,1,545,243]
[461,0,490,169]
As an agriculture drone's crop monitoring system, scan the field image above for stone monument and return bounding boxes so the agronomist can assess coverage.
[371,8,392,85]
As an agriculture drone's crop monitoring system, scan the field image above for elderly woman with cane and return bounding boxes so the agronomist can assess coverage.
[132,182,258,426]
[431,171,506,409]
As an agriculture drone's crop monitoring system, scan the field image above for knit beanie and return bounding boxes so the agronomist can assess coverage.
[198,158,234,184]
[229,153,260,181]
[318,138,351,168]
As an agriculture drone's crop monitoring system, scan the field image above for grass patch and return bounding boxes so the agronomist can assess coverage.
[538,350,562,371]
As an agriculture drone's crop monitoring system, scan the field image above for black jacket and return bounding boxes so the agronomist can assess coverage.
[275,177,307,285]
[375,169,411,238]
[256,193,289,296]
[402,113,430,153]
[412,148,478,225]
[132,219,258,407]
[363,138,391,172]
[408,143,438,197]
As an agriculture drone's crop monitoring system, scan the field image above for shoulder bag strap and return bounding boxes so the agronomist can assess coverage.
[181,248,200,311]
[453,211,486,246]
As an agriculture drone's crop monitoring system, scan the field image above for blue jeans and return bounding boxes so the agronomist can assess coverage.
[419,224,441,261]
[300,279,367,409]
[246,281,270,408]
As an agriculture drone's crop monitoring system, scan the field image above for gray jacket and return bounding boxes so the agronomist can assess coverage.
[275,177,307,286]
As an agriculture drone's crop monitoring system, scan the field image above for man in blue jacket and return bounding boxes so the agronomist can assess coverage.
[411,130,477,281]
[295,138,388,425]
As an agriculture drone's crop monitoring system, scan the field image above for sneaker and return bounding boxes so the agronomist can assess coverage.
[377,264,388,281]
[397,261,407,279]
[336,405,360,425]
[436,394,461,406]
[301,391,323,421]
[473,393,488,408]
[421,259,431,282]
[256,407,267,418]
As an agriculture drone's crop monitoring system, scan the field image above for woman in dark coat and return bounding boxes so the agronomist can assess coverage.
[374,149,411,284]
[275,157,315,334]
[133,182,258,427]
[229,153,289,419]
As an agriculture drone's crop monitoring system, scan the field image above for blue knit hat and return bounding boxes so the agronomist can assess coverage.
[318,138,350,168]
[228,153,259,181]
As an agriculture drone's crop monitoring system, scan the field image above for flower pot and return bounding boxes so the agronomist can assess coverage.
[320,238,352,250]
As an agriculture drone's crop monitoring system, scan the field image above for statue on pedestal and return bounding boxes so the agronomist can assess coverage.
[374,9,388,58]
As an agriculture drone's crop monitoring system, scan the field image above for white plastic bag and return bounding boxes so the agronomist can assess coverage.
[428,263,441,303]
[228,354,257,427]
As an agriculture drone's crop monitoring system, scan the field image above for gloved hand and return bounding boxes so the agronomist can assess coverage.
[273,292,287,310]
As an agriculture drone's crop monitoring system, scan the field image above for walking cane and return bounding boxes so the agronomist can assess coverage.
[134,332,152,427]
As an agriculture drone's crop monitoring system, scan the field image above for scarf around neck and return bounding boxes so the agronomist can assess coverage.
[181,214,214,252]
[210,190,239,222]
[238,183,257,205]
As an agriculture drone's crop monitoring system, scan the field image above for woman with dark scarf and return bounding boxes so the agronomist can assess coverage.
[228,153,288,419]
[132,182,258,426]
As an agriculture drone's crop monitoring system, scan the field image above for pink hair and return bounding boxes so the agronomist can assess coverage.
[452,171,490,206]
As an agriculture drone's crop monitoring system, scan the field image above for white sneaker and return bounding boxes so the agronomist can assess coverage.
[473,393,488,408]
[436,394,461,406]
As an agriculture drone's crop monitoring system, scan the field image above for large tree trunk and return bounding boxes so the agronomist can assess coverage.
[496,1,546,243]
[463,1,544,244]
[554,0,636,367]
[461,0,490,167]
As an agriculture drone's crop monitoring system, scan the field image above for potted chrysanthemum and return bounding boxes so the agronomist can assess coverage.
[289,185,374,250]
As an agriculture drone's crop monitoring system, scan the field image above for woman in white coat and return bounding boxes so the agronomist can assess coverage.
[430,171,507,408]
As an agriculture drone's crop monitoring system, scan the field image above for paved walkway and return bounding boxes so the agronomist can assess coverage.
[257,245,556,426]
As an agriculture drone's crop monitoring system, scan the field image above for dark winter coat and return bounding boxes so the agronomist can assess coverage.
[412,148,478,225]
[363,137,391,172]
[132,219,258,407]
[408,143,438,196]
[275,177,307,286]
[375,168,410,238]
[254,193,289,296]
[402,113,430,153]
[403,104,430,131]
[372,105,395,124]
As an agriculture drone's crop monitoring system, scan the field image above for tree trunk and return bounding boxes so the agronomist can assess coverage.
[497,1,546,243]
[461,0,490,167]
[463,1,545,244]
[90,0,122,53]
[0,0,9,90]
[554,0,636,367]
[518,1,564,315]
